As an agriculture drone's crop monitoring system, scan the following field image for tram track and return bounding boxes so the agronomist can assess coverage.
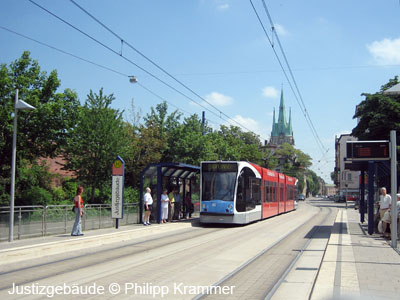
[1,202,331,300]
[0,225,223,291]
[196,205,337,300]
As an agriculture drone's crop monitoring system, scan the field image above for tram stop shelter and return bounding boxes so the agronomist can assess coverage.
[139,162,200,224]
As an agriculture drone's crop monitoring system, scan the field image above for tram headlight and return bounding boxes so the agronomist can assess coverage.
[228,204,232,209]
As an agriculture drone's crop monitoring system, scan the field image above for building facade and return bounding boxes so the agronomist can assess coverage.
[334,134,360,198]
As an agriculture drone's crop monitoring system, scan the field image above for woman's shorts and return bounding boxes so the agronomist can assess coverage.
[144,204,153,212]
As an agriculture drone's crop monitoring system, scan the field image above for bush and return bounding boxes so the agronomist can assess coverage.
[124,187,139,203]
[20,186,53,206]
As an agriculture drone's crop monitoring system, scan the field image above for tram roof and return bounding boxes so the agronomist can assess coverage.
[141,162,200,179]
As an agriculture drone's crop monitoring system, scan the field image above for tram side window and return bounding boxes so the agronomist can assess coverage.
[286,184,289,201]
[266,181,270,203]
[272,182,276,202]
[236,167,261,212]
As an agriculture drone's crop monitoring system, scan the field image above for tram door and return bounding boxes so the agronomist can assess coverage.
[236,167,261,214]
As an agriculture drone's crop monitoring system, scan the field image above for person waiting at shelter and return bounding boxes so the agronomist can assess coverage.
[143,187,153,226]
[168,189,175,221]
[161,189,170,223]
[185,192,194,219]
[378,187,391,237]
[173,188,181,220]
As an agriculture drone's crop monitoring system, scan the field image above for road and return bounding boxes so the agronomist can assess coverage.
[0,199,339,299]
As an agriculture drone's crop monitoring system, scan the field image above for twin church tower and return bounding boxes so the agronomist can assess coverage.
[269,89,294,146]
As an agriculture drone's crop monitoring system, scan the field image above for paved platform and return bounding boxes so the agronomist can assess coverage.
[271,205,400,300]
[1,206,399,299]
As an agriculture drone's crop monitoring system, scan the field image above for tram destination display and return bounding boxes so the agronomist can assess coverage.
[202,162,238,172]
[346,141,390,161]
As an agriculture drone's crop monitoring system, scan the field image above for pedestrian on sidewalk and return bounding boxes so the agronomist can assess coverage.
[173,188,181,220]
[161,189,170,223]
[71,186,84,236]
[379,187,391,237]
[143,187,153,226]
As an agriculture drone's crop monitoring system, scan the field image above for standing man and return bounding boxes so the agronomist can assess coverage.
[143,187,153,226]
[379,187,391,237]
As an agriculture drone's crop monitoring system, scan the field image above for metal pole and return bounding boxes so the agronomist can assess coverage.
[360,170,365,223]
[9,89,18,242]
[368,161,375,235]
[390,130,397,248]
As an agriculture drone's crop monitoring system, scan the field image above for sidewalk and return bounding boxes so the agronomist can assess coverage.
[1,208,399,299]
[0,220,195,265]
[311,207,400,299]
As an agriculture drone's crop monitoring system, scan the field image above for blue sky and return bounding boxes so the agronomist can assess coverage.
[1,0,400,183]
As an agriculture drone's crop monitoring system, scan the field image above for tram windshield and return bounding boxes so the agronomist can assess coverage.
[201,163,238,201]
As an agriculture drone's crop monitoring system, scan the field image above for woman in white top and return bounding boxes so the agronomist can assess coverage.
[161,189,170,223]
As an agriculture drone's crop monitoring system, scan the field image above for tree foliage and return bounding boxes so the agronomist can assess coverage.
[0,51,79,205]
[352,76,400,141]
[1,53,322,205]
[62,88,129,203]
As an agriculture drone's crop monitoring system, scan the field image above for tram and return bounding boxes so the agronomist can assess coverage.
[200,161,297,224]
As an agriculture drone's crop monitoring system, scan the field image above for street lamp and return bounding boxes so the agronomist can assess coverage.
[129,76,138,84]
[9,89,36,242]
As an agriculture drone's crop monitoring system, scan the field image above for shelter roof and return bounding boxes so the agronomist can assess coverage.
[141,162,200,180]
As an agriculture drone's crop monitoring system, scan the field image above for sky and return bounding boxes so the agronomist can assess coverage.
[1,0,400,184]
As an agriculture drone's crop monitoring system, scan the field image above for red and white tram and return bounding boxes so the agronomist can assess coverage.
[200,161,297,224]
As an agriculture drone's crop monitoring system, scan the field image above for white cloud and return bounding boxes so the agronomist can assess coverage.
[274,23,288,36]
[217,4,229,11]
[204,92,233,107]
[262,86,279,99]
[367,37,400,64]
[232,115,261,133]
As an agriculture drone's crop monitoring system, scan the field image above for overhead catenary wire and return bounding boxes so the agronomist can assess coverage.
[249,0,326,155]
[68,0,245,131]
[62,0,260,138]
[260,0,327,154]
[0,25,227,134]
[27,0,251,135]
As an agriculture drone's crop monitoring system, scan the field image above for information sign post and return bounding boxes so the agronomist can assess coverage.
[112,156,124,229]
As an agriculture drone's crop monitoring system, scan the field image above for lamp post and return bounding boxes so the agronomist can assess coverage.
[9,89,36,242]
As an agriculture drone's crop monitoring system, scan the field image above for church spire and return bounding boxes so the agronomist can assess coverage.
[269,87,294,146]
[277,89,287,130]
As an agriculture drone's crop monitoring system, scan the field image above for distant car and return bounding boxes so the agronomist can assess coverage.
[297,194,305,201]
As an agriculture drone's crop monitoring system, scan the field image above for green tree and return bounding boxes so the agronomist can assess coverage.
[170,114,216,165]
[306,170,321,196]
[62,88,129,203]
[0,51,79,205]
[275,143,311,176]
[144,101,182,162]
[352,76,400,141]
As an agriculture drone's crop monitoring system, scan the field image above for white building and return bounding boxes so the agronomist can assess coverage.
[335,134,360,198]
